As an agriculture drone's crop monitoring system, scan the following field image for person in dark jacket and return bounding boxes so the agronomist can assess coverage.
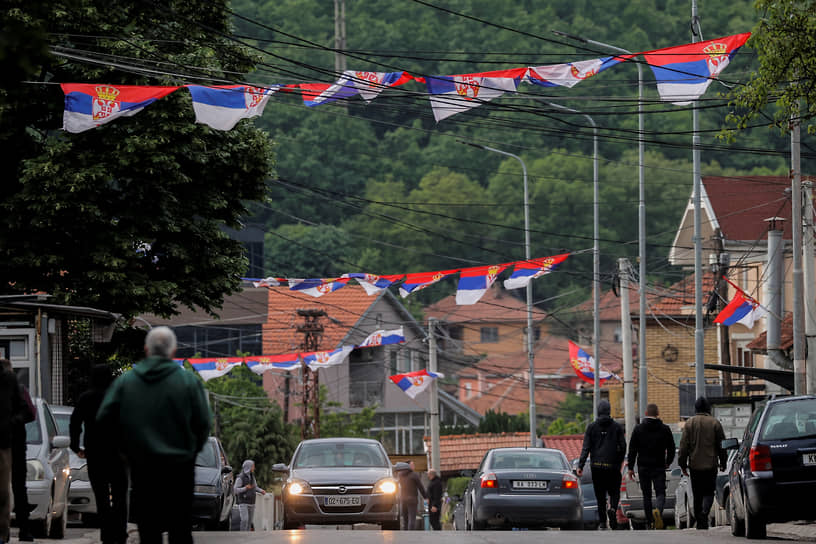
[0,358,27,544]
[627,403,675,529]
[576,400,626,530]
[70,364,127,544]
[426,469,443,530]
[678,396,726,530]
[398,461,427,530]
[234,459,266,530]
[97,327,211,544]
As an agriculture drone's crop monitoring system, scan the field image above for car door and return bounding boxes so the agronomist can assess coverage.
[217,439,234,519]
[731,404,763,518]
[43,403,70,511]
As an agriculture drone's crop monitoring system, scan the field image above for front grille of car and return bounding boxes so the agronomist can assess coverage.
[311,485,374,495]
[321,505,366,514]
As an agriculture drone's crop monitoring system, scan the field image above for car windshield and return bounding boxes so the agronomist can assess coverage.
[490,451,567,470]
[25,418,42,445]
[293,442,388,468]
[759,399,816,441]
[195,441,217,467]
[53,410,84,447]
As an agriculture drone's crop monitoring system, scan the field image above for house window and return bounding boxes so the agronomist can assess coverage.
[465,383,472,399]
[480,327,499,343]
[613,327,622,343]
[389,351,398,375]
[449,326,463,340]
[736,345,754,368]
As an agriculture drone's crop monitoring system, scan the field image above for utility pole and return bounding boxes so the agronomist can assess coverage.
[298,309,326,439]
[429,318,440,472]
[691,0,706,399]
[619,258,635,443]
[334,0,347,73]
[791,112,806,395]
[804,177,816,394]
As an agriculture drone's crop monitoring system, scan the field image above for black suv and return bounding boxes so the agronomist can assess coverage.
[725,395,816,539]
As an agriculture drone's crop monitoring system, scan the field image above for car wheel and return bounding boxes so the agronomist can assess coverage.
[381,520,400,530]
[49,499,68,539]
[730,493,745,537]
[745,507,766,540]
[470,504,485,530]
[563,519,583,531]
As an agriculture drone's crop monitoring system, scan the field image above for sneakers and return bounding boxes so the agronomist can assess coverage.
[652,508,663,530]
[607,508,617,530]
[597,524,608,531]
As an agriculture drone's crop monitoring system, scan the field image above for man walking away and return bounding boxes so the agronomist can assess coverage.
[678,396,726,530]
[427,469,442,530]
[398,461,427,530]
[627,403,675,529]
[576,400,626,530]
[97,327,211,544]
[0,358,26,544]
[234,459,266,530]
[70,364,128,544]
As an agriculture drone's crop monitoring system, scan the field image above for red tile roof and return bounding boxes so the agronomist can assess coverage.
[424,432,532,473]
[647,273,716,317]
[541,434,584,462]
[746,312,793,351]
[425,284,539,323]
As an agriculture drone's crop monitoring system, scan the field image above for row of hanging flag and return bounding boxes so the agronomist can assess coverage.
[247,253,570,306]
[61,33,750,133]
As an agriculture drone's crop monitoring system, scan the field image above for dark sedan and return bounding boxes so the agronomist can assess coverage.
[192,436,234,530]
[727,395,816,539]
[275,438,400,530]
[464,447,582,530]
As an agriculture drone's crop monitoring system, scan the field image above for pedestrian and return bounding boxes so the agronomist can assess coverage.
[626,403,675,530]
[678,396,726,530]
[234,459,266,531]
[576,399,626,530]
[0,359,35,542]
[70,364,128,544]
[97,326,211,544]
[398,461,427,530]
[426,469,442,530]
[0,358,27,544]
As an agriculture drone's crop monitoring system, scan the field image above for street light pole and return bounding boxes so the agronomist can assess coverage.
[553,30,646,411]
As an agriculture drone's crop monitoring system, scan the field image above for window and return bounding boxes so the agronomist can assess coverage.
[174,324,262,358]
[389,351,398,375]
[613,327,622,343]
[480,327,499,343]
[465,383,472,399]
[449,326,463,340]
[736,346,754,368]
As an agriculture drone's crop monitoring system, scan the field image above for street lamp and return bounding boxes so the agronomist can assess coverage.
[553,30,648,412]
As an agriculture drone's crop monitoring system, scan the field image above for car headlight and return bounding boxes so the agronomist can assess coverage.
[375,478,397,494]
[73,464,89,482]
[194,484,217,494]
[27,460,45,481]
[286,479,312,496]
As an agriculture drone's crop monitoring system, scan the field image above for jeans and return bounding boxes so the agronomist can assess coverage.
[591,466,622,527]
[638,466,667,525]
[690,468,717,528]
[238,503,255,531]
[400,500,418,530]
[131,459,194,544]
[88,454,128,544]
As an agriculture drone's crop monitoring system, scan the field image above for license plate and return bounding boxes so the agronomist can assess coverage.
[324,496,362,507]
[512,480,548,489]
[803,453,816,466]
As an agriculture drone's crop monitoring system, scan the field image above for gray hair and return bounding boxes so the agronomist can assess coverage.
[145,326,177,358]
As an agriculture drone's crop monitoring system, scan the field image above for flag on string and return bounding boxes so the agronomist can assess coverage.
[187,84,279,130]
[245,353,301,374]
[343,273,404,295]
[642,32,751,105]
[455,263,509,305]
[288,277,350,297]
[714,288,766,329]
[251,277,282,288]
[568,341,616,385]
[389,369,444,399]
[61,84,180,133]
[526,56,630,88]
[358,327,405,348]
[302,346,354,369]
[182,357,243,381]
[301,71,413,106]
[298,82,360,107]
[425,67,527,122]
[503,253,570,290]
[399,269,458,298]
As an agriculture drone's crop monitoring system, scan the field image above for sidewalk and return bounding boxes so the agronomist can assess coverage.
[768,521,816,541]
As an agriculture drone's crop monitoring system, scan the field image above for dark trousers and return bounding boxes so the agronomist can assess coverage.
[88,453,128,544]
[131,459,194,544]
[638,466,666,525]
[429,504,441,530]
[689,469,716,528]
[591,466,621,526]
[11,427,30,529]
[400,499,418,530]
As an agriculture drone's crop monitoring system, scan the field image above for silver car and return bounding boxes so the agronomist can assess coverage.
[51,405,96,523]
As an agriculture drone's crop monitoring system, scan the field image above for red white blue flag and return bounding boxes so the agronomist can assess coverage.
[526,56,629,88]
[182,357,243,381]
[288,277,350,297]
[187,84,279,130]
[343,273,404,295]
[389,369,444,399]
[251,277,282,288]
[302,346,354,369]
[399,269,458,298]
[503,254,570,290]
[299,71,412,107]
[425,67,527,122]
[358,327,405,348]
[61,83,180,133]
[245,354,301,374]
[714,288,765,329]
[455,264,509,305]
[568,341,616,385]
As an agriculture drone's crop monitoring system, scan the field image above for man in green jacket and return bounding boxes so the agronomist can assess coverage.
[97,326,211,544]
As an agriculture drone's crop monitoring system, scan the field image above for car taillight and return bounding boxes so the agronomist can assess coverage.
[562,473,578,489]
[749,445,773,472]
[480,472,497,488]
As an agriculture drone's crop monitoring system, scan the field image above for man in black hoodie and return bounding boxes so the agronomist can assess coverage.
[627,403,675,529]
[577,400,626,530]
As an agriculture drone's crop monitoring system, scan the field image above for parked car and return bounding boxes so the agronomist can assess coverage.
[18,398,72,538]
[192,436,234,530]
[50,404,96,524]
[463,447,582,530]
[451,498,466,531]
[273,437,400,530]
[675,449,736,529]
[618,457,681,529]
[727,395,816,539]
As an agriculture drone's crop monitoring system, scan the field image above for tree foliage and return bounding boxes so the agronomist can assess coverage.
[478,409,529,433]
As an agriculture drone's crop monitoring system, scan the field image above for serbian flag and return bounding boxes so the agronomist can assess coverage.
[343,273,404,295]
[426,67,526,122]
[714,289,766,329]
[389,369,444,399]
[183,357,243,381]
[503,253,570,290]
[455,263,509,305]
[287,277,350,297]
[399,269,458,298]
[62,84,181,133]
[358,327,405,348]
[568,341,616,385]
[245,353,301,374]
[642,32,750,105]
[526,56,630,88]
[250,277,282,288]
[187,84,279,130]
[302,346,354,369]
[302,71,413,106]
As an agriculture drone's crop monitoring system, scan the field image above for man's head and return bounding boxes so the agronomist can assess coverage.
[409,460,415,470]
[694,396,711,414]
[144,326,177,358]
[90,364,113,391]
[428,469,438,479]
[645,403,659,418]
[598,399,611,417]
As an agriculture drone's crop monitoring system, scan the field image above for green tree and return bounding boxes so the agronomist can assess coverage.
[478,409,528,433]
[321,405,379,439]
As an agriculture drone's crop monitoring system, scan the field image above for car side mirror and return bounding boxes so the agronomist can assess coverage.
[52,435,70,449]
[670,468,682,477]
[459,469,474,478]
[271,463,289,473]
[222,466,233,474]
[721,438,739,450]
